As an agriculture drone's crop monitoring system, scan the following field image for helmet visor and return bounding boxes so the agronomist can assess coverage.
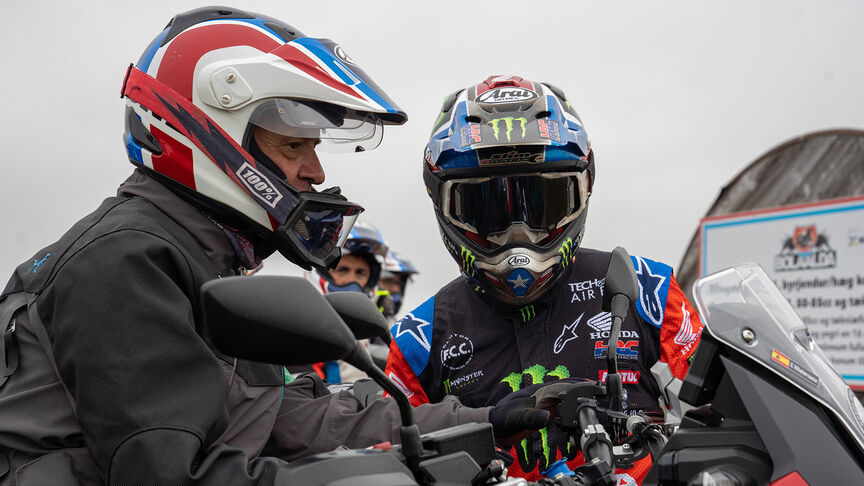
[442,171,588,239]
[249,99,383,153]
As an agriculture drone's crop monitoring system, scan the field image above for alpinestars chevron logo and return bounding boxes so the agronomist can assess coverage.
[635,257,666,327]
[674,303,702,356]
[554,313,583,354]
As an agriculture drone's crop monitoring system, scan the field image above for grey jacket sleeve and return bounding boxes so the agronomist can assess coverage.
[264,374,491,460]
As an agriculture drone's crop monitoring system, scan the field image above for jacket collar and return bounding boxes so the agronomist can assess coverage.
[117,169,238,275]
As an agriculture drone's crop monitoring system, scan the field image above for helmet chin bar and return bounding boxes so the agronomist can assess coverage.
[474,246,561,304]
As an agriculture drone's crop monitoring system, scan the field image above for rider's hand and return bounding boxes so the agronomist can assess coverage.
[489,379,595,448]
[489,382,552,447]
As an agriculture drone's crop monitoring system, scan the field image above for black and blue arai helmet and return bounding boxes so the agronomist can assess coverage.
[422,75,594,305]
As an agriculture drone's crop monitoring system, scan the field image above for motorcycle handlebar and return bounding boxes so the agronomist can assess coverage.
[577,403,615,468]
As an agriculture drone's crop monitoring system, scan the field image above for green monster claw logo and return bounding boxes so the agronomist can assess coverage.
[487,117,528,142]
[501,364,573,471]
[518,304,536,323]
[558,237,575,269]
[460,246,476,276]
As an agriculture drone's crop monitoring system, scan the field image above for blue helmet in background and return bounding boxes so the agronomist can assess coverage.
[317,220,388,293]
[422,75,594,305]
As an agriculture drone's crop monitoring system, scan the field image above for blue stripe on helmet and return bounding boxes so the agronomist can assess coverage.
[136,29,169,72]
[124,132,143,165]
[293,38,398,115]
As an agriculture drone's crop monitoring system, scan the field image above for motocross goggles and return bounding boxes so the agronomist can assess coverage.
[441,171,589,244]
[274,190,362,269]
[248,99,383,153]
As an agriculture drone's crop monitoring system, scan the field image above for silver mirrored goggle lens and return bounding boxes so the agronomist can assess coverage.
[442,171,588,238]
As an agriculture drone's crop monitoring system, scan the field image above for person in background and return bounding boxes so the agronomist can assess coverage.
[376,250,420,321]
[385,75,704,483]
[299,220,388,382]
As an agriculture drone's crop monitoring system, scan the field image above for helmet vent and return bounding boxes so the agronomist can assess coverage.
[464,115,482,123]
[535,111,551,119]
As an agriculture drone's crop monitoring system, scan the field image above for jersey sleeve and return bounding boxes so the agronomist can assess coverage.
[383,296,435,406]
[658,274,704,380]
[630,255,704,380]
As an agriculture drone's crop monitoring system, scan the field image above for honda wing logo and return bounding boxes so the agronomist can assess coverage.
[673,303,702,356]
[587,312,612,332]
[388,372,414,398]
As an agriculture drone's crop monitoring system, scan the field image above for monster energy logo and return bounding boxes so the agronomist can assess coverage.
[501,364,573,472]
[558,237,575,268]
[519,305,536,322]
[460,246,476,276]
[487,117,527,142]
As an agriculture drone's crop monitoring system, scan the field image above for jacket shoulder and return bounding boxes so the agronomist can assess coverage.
[390,295,435,377]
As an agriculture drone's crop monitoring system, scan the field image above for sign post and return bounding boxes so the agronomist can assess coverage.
[700,196,864,389]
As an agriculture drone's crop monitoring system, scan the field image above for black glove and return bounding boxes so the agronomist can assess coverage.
[489,383,552,443]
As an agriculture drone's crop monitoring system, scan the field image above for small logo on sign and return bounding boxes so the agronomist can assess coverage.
[507,254,531,267]
[236,163,283,208]
[775,225,837,271]
[475,87,538,104]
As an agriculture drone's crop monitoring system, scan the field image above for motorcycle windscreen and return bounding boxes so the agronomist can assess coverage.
[693,263,864,452]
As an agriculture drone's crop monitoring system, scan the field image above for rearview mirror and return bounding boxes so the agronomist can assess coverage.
[200,276,356,366]
[324,292,390,341]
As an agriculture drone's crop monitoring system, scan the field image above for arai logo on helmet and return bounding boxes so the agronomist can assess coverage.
[333,45,356,65]
[507,254,531,267]
[475,87,538,104]
[236,162,283,208]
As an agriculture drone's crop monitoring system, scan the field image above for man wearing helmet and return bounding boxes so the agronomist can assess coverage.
[385,75,705,482]
[312,220,389,295]
[0,11,551,485]
[299,220,389,382]
[377,251,420,320]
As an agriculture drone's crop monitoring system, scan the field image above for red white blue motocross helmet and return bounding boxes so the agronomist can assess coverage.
[121,7,406,270]
[423,75,594,305]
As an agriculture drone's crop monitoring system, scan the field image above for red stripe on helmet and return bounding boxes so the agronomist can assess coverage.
[156,23,281,100]
[150,125,196,189]
[271,43,364,100]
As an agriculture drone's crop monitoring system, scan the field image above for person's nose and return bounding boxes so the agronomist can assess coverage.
[298,150,325,187]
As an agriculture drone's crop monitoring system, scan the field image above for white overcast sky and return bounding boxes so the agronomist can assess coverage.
[2,1,863,312]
